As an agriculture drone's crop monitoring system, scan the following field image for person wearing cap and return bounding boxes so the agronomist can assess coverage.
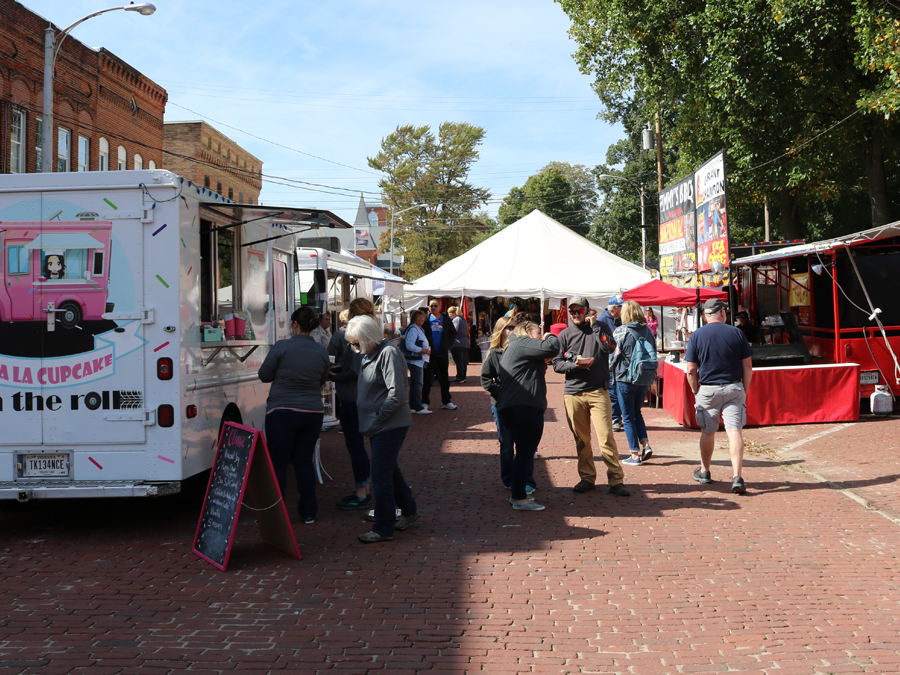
[551,297,630,497]
[735,311,759,344]
[684,298,754,494]
[598,295,625,432]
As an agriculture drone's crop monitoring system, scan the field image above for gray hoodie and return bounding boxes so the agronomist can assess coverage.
[357,340,414,436]
[258,334,331,412]
[498,333,561,411]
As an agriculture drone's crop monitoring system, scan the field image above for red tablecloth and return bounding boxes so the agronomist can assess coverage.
[660,359,860,427]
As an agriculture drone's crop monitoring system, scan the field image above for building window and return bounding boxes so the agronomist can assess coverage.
[248,196,254,205]
[216,182,222,195]
[204,175,210,188]
[134,154,143,170]
[57,127,71,172]
[77,135,90,172]
[98,137,109,171]
[35,116,43,172]
[228,187,233,200]
[117,146,126,171]
[9,109,26,173]
[148,160,156,170]
[239,192,243,203]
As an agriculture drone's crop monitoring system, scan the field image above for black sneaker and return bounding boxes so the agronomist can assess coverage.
[611,419,624,432]
[731,476,746,494]
[693,468,712,484]
[395,512,420,531]
[609,483,631,497]
[337,494,372,510]
[572,480,596,493]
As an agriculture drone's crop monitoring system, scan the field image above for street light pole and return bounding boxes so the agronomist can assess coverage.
[389,203,424,276]
[41,3,156,173]
[598,174,646,269]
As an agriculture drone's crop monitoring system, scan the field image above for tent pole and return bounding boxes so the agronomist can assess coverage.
[540,290,545,333]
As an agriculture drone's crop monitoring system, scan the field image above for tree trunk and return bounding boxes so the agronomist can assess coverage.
[863,117,892,227]
[779,188,801,240]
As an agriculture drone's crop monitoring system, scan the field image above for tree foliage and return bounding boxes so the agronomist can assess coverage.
[497,162,598,236]
[367,122,490,278]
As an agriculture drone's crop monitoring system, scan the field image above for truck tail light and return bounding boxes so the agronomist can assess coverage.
[157,357,173,380]
[186,404,198,419]
[158,404,174,427]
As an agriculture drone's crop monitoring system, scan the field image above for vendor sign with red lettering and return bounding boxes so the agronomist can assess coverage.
[694,151,729,273]
[658,175,696,278]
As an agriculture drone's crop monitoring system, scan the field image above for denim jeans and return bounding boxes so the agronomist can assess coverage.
[450,346,469,380]
[369,425,416,537]
[337,399,370,488]
[610,372,622,421]
[498,405,544,501]
[264,409,324,520]
[615,381,649,452]
[492,404,535,489]
[408,364,425,412]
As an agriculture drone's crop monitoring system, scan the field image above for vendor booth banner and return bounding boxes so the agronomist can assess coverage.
[790,273,810,307]
[658,175,696,278]
[694,151,729,273]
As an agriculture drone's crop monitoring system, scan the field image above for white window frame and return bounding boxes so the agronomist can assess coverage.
[98,137,109,171]
[9,108,26,173]
[57,127,71,172]
[117,145,126,171]
[133,154,143,170]
[148,159,156,170]
[77,135,90,172]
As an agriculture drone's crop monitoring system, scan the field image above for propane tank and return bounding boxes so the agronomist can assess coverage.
[870,385,893,416]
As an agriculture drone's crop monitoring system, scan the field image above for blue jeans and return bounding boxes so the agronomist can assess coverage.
[338,399,370,488]
[610,372,622,421]
[499,406,544,501]
[492,404,535,489]
[408,364,425,412]
[369,426,416,537]
[616,382,649,452]
[264,409,324,520]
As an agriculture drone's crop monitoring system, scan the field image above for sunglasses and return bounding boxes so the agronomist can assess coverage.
[569,308,586,315]
[429,304,440,308]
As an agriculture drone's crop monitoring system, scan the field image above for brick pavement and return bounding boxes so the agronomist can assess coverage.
[2,371,900,674]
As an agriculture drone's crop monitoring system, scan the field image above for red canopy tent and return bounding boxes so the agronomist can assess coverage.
[622,279,727,307]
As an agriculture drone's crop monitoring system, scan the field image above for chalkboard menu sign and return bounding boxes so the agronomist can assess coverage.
[192,422,300,571]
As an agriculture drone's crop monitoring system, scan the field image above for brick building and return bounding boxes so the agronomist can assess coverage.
[0,0,166,175]
[163,121,262,205]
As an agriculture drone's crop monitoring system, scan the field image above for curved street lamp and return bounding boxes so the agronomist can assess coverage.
[41,3,157,173]
[389,203,424,276]
[598,173,646,269]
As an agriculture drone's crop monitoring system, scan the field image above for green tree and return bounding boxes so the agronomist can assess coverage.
[497,162,597,236]
[367,122,490,278]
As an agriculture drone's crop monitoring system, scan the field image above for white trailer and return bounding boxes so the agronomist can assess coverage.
[0,170,349,500]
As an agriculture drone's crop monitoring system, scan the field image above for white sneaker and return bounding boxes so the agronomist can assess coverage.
[415,408,433,415]
[441,402,458,410]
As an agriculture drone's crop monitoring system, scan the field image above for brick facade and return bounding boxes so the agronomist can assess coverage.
[162,121,262,205]
[0,0,166,175]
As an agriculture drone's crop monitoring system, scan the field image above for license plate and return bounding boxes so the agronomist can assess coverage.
[23,453,69,477]
[860,371,880,385]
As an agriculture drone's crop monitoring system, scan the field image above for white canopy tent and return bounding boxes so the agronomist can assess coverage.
[404,210,652,307]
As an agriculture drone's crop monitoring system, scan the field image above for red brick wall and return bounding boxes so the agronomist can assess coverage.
[0,0,166,174]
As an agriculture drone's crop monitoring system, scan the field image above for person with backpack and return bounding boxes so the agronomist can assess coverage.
[611,301,659,466]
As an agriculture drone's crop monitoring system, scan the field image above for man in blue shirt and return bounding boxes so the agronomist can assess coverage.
[684,298,754,494]
[422,299,458,410]
[598,295,624,432]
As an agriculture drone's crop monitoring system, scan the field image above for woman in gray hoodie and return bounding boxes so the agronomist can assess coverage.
[346,315,418,543]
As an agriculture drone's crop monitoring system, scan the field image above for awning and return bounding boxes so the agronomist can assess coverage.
[732,222,900,266]
[25,233,105,250]
[623,279,727,307]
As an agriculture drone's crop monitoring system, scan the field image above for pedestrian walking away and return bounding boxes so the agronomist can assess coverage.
[328,298,377,512]
[598,295,625,432]
[421,298,458,410]
[684,297,754,494]
[481,316,536,495]
[258,306,331,524]
[347,315,419,542]
[498,321,560,511]
[448,305,471,383]
[552,296,630,497]
[611,301,658,465]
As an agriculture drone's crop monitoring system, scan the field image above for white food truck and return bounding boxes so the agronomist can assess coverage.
[0,170,349,500]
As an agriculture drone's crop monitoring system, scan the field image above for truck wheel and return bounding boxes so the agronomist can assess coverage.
[58,301,83,329]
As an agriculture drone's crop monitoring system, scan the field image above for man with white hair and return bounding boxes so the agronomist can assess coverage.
[684,298,753,494]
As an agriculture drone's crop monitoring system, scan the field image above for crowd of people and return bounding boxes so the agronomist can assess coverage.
[257,293,754,541]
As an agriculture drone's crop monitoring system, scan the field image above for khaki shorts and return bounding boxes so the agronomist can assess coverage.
[694,383,747,434]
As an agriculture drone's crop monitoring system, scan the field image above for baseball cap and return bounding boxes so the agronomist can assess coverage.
[607,295,624,306]
[568,296,590,309]
[703,298,728,313]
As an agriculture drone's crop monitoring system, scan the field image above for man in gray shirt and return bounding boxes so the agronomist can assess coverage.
[552,297,629,496]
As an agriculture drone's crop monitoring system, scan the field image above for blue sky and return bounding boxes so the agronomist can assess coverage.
[25,0,622,224]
